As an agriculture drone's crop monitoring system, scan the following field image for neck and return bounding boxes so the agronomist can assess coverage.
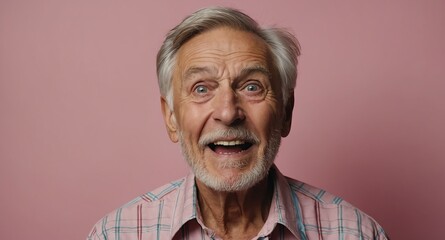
[196,174,274,240]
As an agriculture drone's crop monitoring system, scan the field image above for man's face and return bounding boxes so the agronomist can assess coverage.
[161,27,292,191]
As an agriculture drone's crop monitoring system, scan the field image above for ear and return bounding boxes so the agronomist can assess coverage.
[160,97,179,143]
[281,92,294,137]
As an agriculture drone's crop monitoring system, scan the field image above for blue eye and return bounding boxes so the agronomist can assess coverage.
[245,83,259,92]
[195,85,208,94]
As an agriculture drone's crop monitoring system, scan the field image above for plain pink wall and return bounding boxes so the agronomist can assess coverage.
[1,1,444,239]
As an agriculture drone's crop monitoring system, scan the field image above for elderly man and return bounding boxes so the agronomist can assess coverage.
[88,7,389,240]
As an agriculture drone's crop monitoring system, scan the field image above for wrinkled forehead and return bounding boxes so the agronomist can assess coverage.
[174,27,275,79]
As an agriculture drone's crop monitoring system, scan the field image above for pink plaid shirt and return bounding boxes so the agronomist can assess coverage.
[87,166,389,239]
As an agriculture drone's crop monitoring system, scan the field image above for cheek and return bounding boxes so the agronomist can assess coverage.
[248,103,283,136]
[176,102,213,139]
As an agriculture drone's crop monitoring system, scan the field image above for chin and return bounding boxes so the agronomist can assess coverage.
[190,154,275,192]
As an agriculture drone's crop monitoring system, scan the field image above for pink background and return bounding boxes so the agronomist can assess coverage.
[1,1,444,239]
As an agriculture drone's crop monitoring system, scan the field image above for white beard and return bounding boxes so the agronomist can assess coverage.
[178,127,281,192]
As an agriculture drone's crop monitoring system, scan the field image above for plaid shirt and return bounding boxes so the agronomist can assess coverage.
[87,166,389,239]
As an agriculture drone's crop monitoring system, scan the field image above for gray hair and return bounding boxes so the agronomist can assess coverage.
[156,7,301,109]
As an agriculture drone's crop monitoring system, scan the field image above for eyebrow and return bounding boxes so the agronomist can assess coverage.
[238,66,271,80]
[183,65,271,81]
[183,66,218,81]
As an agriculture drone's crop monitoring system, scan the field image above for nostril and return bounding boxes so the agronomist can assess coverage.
[213,106,245,125]
[229,117,245,127]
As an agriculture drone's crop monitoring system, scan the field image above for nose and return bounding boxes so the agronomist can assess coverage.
[212,87,245,126]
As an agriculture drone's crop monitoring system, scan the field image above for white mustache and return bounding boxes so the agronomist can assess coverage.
[198,127,259,147]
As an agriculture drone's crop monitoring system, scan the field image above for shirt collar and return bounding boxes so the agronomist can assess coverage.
[262,165,301,239]
[169,165,302,239]
[169,171,198,238]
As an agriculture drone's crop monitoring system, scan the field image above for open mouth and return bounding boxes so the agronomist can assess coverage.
[208,140,253,154]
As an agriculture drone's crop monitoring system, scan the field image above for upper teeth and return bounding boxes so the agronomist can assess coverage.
[214,140,245,146]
